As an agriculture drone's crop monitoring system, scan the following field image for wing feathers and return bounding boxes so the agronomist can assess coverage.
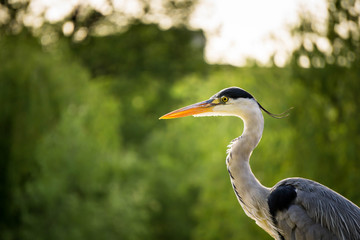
[270,178,360,240]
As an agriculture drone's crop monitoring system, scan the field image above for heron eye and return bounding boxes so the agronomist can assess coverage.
[221,96,229,103]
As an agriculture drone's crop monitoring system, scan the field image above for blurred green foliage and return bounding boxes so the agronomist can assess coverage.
[290,0,360,200]
[0,0,359,240]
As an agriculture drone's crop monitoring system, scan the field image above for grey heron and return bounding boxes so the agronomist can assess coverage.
[160,87,360,240]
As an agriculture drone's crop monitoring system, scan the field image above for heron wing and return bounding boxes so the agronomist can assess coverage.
[269,178,360,240]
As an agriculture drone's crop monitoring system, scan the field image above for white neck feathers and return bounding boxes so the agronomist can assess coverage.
[225,100,275,236]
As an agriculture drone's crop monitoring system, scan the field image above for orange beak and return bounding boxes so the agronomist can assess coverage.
[159,99,217,119]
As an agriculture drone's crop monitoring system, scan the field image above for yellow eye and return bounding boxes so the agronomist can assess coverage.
[221,96,229,103]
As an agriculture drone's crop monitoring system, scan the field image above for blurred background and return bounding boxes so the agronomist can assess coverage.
[0,0,359,239]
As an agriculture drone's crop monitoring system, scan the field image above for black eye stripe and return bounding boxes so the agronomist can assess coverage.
[213,87,254,99]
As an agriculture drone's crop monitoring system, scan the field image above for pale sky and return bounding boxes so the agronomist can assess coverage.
[24,0,328,67]
[190,0,328,66]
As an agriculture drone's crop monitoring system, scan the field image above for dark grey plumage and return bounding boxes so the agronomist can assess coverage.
[269,178,360,240]
[211,87,254,99]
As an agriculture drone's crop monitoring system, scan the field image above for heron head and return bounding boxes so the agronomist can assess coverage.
[159,87,290,119]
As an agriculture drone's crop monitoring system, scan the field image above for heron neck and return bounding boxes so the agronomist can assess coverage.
[231,107,264,159]
[226,108,269,220]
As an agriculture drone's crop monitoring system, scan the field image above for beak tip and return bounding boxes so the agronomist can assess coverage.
[159,115,170,120]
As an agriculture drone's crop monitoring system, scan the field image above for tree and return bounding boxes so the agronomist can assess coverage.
[0,0,198,39]
[0,33,149,240]
[289,0,360,202]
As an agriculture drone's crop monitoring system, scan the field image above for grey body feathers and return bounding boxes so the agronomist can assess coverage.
[269,178,360,240]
